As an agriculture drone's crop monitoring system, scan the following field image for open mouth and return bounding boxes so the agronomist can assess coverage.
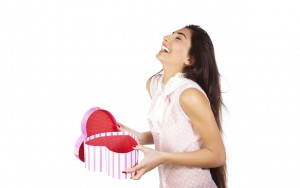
[160,45,170,53]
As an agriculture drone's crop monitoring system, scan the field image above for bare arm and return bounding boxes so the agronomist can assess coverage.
[125,88,226,179]
[117,123,153,145]
[161,88,226,168]
[146,76,152,98]
[139,77,154,145]
[117,77,154,145]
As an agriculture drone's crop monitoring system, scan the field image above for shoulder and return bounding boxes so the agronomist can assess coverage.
[146,77,151,97]
[179,87,211,118]
[146,73,163,98]
[178,77,209,107]
[180,88,209,107]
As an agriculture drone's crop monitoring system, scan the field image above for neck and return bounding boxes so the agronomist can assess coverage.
[162,69,182,84]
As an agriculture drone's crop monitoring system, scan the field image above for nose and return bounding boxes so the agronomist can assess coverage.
[163,35,170,42]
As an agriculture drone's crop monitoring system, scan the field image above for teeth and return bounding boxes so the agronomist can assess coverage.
[161,45,170,53]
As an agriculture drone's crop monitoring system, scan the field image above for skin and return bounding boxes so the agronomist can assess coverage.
[117,28,226,180]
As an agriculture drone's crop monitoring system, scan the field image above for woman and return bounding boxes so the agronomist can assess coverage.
[118,25,227,188]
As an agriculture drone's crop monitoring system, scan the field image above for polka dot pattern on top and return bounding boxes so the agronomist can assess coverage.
[148,72,217,188]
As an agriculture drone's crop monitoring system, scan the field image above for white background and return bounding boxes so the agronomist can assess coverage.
[1,0,300,187]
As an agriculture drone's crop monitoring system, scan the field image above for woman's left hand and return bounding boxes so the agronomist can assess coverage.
[123,145,164,180]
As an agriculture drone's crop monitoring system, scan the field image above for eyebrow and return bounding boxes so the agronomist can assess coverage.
[172,31,187,39]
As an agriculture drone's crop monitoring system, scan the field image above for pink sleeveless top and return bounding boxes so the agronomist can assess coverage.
[148,72,217,188]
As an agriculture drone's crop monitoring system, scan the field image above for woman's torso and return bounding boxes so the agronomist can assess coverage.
[148,72,217,188]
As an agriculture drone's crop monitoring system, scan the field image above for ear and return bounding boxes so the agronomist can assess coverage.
[184,58,193,66]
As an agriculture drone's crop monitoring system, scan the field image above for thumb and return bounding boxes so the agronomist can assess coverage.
[133,145,149,154]
[117,122,127,131]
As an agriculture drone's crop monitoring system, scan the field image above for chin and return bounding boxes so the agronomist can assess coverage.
[156,56,165,65]
[156,53,165,62]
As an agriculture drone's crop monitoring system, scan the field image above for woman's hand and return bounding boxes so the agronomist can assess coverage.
[123,145,164,180]
[117,122,154,145]
[117,122,142,139]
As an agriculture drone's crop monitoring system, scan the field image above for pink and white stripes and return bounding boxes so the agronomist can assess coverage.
[84,131,139,179]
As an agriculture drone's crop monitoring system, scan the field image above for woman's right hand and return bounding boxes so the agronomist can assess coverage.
[117,122,142,141]
[117,122,153,145]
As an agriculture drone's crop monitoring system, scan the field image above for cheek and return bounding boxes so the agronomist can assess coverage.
[172,45,189,58]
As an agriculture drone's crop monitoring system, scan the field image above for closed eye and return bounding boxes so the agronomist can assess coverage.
[172,31,187,40]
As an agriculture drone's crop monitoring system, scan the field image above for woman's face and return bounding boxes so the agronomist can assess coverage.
[156,28,192,71]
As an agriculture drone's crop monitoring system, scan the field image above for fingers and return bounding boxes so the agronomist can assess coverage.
[117,122,128,132]
[117,123,142,141]
[123,163,146,180]
[131,169,147,180]
[117,122,123,129]
[133,144,150,154]
[124,162,144,173]
[122,146,158,180]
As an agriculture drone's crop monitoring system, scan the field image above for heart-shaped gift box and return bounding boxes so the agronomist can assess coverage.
[74,107,139,179]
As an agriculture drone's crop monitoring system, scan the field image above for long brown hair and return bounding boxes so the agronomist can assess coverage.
[184,25,227,188]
